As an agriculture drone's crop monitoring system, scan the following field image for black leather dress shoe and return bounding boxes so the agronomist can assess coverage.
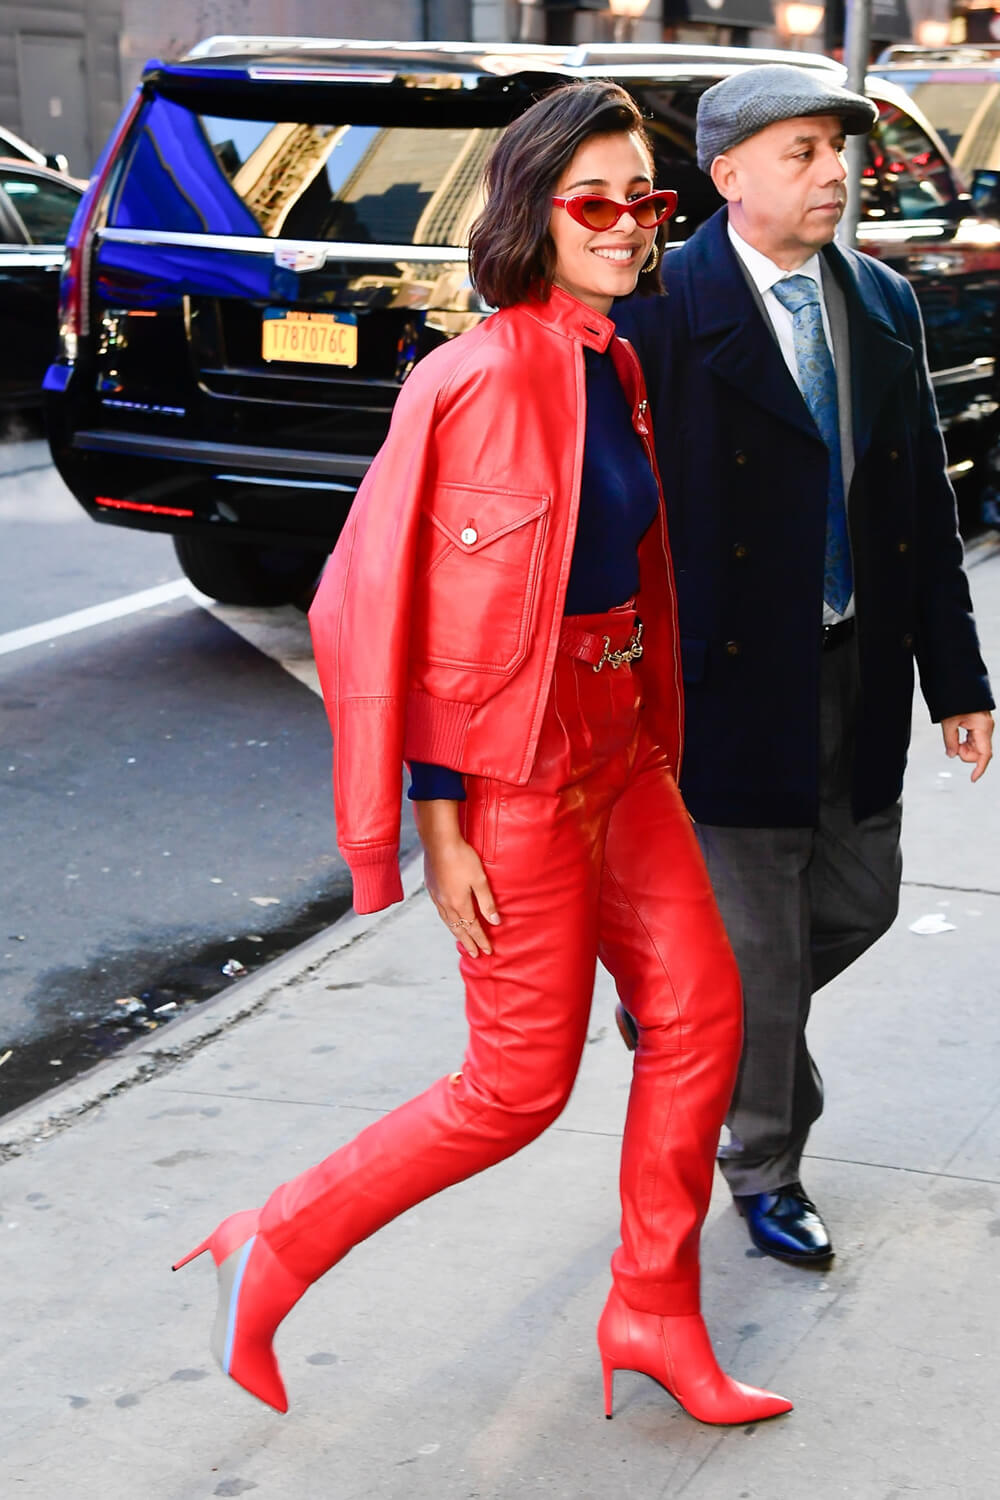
[615,1002,639,1052]
[734,1183,834,1266]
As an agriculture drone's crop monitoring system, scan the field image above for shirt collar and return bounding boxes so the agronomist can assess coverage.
[727,220,823,298]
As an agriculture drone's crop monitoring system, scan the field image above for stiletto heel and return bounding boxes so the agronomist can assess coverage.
[602,1354,615,1419]
[170,1209,305,1414]
[597,1286,792,1426]
[172,1209,260,1277]
[172,1237,211,1271]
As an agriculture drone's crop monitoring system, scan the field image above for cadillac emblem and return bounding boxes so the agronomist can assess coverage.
[274,247,327,273]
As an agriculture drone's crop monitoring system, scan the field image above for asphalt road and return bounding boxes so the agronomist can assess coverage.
[0,416,418,1115]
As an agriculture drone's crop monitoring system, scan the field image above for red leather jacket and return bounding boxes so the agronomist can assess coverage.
[309,286,683,913]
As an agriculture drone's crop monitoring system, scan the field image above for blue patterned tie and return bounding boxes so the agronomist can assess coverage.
[771,275,852,615]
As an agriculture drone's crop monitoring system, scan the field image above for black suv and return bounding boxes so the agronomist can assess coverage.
[45,38,1000,604]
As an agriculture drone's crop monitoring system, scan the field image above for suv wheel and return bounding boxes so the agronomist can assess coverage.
[173,535,326,608]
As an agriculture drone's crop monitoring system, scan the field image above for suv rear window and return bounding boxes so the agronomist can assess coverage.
[108,82,521,244]
[209,119,501,244]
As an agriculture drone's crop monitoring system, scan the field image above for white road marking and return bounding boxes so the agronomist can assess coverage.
[0,578,212,657]
[0,576,323,697]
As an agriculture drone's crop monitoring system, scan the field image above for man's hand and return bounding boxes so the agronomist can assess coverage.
[940,710,995,783]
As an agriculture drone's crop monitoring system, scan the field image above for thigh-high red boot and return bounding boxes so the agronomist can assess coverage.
[171,782,603,1415]
[172,1058,576,1412]
[596,740,792,1425]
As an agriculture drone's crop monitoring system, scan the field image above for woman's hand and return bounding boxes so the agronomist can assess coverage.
[413,800,501,957]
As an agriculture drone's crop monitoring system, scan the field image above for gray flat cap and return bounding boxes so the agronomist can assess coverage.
[696,64,878,172]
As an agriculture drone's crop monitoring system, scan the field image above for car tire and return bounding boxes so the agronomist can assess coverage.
[173,535,326,608]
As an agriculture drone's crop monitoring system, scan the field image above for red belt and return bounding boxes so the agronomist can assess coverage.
[559,616,644,672]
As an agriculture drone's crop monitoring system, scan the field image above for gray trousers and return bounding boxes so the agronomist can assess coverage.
[695,641,903,1198]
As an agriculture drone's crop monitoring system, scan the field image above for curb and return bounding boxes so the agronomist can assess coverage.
[0,853,426,1162]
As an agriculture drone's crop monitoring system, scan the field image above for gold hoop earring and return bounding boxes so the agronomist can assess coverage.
[641,243,661,274]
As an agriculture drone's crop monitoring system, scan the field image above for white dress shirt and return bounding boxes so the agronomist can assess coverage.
[727,221,836,378]
[727,221,853,624]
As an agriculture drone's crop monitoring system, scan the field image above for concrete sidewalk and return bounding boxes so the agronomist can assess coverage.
[2,546,998,1500]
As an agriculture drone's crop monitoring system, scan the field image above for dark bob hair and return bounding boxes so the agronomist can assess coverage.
[469,81,667,309]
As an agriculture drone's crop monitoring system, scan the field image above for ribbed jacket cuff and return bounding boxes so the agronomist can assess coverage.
[404,692,474,766]
[346,849,404,914]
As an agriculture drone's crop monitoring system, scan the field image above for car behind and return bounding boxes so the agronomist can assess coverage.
[45,38,1000,603]
[0,160,83,409]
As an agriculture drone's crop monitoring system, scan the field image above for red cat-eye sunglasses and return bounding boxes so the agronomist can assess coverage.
[550,190,678,231]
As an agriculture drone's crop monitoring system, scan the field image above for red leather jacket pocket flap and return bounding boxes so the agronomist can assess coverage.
[426,484,550,554]
[412,482,552,681]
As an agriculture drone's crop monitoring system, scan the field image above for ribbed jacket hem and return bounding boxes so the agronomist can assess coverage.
[404,691,475,768]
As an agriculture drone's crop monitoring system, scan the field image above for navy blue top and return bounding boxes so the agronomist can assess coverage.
[410,345,658,801]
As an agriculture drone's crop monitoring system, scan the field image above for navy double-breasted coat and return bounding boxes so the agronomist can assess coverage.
[615,208,993,828]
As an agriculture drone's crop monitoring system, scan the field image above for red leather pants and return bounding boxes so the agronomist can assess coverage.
[261,609,743,1316]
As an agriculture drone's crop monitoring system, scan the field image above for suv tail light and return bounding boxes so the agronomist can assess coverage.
[58,88,144,363]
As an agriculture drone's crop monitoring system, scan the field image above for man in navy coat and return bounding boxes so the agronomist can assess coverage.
[615,65,994,1265]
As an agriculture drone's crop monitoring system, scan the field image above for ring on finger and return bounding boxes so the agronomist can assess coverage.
[448,918,473,929]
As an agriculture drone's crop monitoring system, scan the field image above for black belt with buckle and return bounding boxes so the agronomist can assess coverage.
[822,618,855,652]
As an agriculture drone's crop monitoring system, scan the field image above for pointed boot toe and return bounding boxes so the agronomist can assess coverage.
[598,1286,792,1426]
[225,1334,289,1414]
[209,1231,307,1411]
[725,1379,793,1422]
[174,1211,305,1413]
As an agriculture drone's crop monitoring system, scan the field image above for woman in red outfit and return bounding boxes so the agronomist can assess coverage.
[174,82,792,1428]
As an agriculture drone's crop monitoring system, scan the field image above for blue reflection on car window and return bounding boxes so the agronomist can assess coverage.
[110,95,497,245]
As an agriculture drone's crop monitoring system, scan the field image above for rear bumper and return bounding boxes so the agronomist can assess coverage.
[46,400,365,547]
[71,428,372,482]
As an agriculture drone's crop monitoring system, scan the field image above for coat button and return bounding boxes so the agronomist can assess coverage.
[725,640,742,657]
[460,527,478,545]
[734,451,748,466]
[888,449,900,462]
[902,632,913,648]
[897,539,909,553]
[733,542,748,559]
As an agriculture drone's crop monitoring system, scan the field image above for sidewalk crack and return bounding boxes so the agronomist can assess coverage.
[804,1151,999,1186]
[901,880,1000,896]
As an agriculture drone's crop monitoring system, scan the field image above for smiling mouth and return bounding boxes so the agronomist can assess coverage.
[591,246,642,263]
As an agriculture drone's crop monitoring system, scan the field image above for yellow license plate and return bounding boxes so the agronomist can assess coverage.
[261,310,358,367]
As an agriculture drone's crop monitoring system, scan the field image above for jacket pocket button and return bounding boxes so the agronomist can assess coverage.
[888,449,900,462]
[460,527,478,545]
[897,539,909,553]
[725,640,742,657]
[734,451,748,466]
[902,632,913,648]
[732,542,748,559]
